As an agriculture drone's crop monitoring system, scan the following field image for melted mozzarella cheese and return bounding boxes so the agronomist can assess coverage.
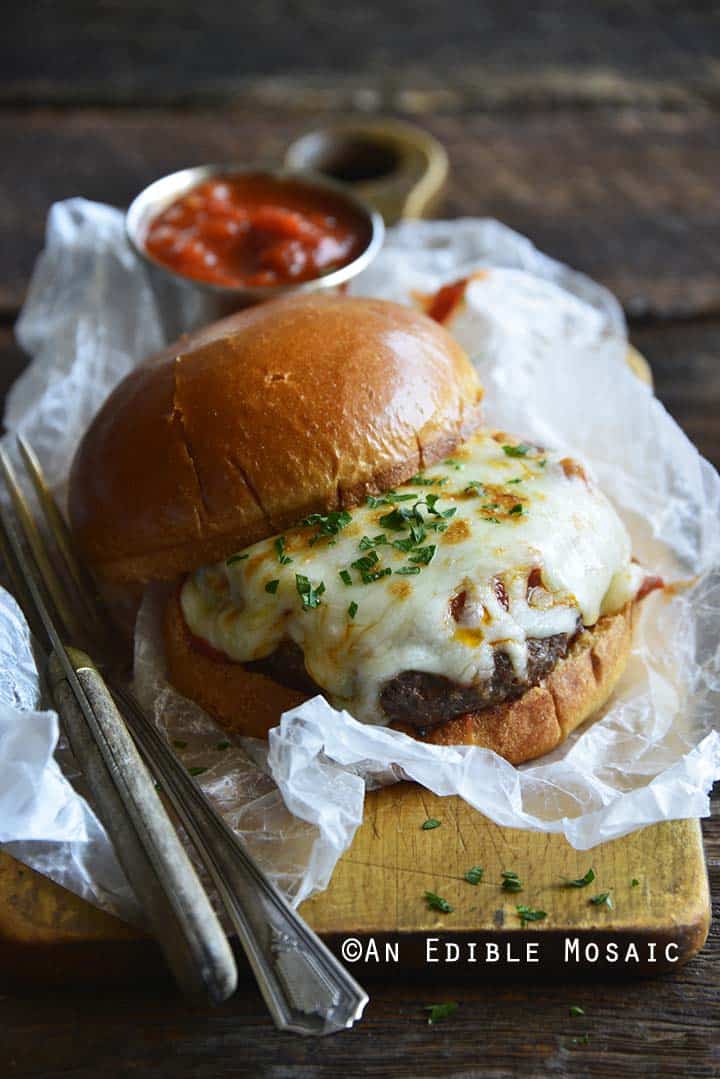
[181,431,644,724]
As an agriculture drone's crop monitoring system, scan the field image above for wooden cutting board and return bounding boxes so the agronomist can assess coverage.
[0,783,710,987]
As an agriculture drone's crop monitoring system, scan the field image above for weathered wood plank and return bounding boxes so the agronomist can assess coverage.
[4,1,720,108]
[1,107,719,320]
[0,867,718,1077]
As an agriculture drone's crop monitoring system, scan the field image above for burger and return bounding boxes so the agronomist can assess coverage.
[69,293,659,764]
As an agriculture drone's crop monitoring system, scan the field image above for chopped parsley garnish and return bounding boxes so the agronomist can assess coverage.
[367,492,417,507]
[215,740,231,750]
[359,533,387,550]
[569,1005,585,1017]
[396,565,421,576]
[295,574,325,610]
[516,905,547,927]
[503,443,531,458]
[274,536,292,564]
[501,870,523,893]
[509,504,524,516]
[445,458,464,470]
[226,552,249,566]
[507,477,523,484]
[538,458,547,468]
[409,474,444,486]
[464,866,484,885]
[464,480,485,495]
[362,567,392,584]
[188,766,208,777]
[348,601,358,619]
[563,868,595,888]
[409,544,436,566]
[172,739,188,750]
[351,551,379,573]
[425,1002,458,1024]
[265,579,280,594]
[392,523,426,551]
[301,509,352,544]
[424,890,453,913]
[339,569,353,586]
[422,818,441,830]
[590,891,613,909]
[631,878,640,888]
[571,1034,590,1046]
[379,505,419,531]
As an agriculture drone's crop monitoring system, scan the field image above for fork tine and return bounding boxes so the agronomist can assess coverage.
[0,445,82,644]
[16,436,106,637]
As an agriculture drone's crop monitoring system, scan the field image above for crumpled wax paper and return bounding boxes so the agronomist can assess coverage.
[2,198,719,924]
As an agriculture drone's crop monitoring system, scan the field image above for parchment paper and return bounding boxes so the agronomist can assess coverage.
[2,199,719,922]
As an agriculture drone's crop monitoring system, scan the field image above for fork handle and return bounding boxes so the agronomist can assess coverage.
[111,683,369,1036]
[49,651,237,1004]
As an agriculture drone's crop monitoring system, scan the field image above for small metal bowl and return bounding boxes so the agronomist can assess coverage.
[126,164,385,341]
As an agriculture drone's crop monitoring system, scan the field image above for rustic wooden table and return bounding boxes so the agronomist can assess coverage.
[1,4,719,1076]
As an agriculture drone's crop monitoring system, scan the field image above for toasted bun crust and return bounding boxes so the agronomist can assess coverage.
[69,294,482,584]
[163,590,634,763]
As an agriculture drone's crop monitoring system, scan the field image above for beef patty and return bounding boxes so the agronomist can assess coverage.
[243,624,581,733]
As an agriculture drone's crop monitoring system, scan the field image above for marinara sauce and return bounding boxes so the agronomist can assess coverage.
[143,173,371,288]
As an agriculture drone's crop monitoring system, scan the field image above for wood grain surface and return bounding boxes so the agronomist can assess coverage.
[0,789,709,985]
[1,3,719,1075]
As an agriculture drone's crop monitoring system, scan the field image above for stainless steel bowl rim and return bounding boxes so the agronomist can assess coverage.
[125,163,385,299]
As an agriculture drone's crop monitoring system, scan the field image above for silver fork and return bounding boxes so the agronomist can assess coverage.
[4,435,369,1036]
[0,445,238,1006]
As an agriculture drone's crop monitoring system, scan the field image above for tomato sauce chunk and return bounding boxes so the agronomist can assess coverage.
[144,174,371,288]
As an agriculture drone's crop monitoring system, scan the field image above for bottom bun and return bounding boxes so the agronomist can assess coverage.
[163,591,634,763]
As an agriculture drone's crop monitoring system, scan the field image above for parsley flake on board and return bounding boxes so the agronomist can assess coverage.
[172,739,188,750]
[631,878,640,888]
[215,740,231,750]
[501,871,523,893]
[348,601,358,620]
[464,866,484,885]
[226,552,249,565]
[502,443,531,458]
[516,905,547,927]
[339,569,353,586]
[422,818,441,830]
[590,891,613,909]
[569,1005,585,1017]
[188,766,207,777]
[425,1003,458,1024]
[562,868,595,888]
[396,566,421,576]
[424,891,453,913]
[295,574,325,610]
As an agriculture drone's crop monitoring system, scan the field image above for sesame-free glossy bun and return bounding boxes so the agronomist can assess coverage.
[69,294,483,584]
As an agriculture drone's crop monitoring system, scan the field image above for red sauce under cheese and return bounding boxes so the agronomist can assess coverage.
[144,174,371,288]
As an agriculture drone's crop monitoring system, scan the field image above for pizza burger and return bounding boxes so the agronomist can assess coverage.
[69,293,659,764]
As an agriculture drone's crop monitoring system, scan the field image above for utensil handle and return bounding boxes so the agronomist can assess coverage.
[111,682,368,1036]
[49,652,237,1005]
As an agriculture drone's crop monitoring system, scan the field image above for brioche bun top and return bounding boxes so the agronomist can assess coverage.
[69,293,483,584]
